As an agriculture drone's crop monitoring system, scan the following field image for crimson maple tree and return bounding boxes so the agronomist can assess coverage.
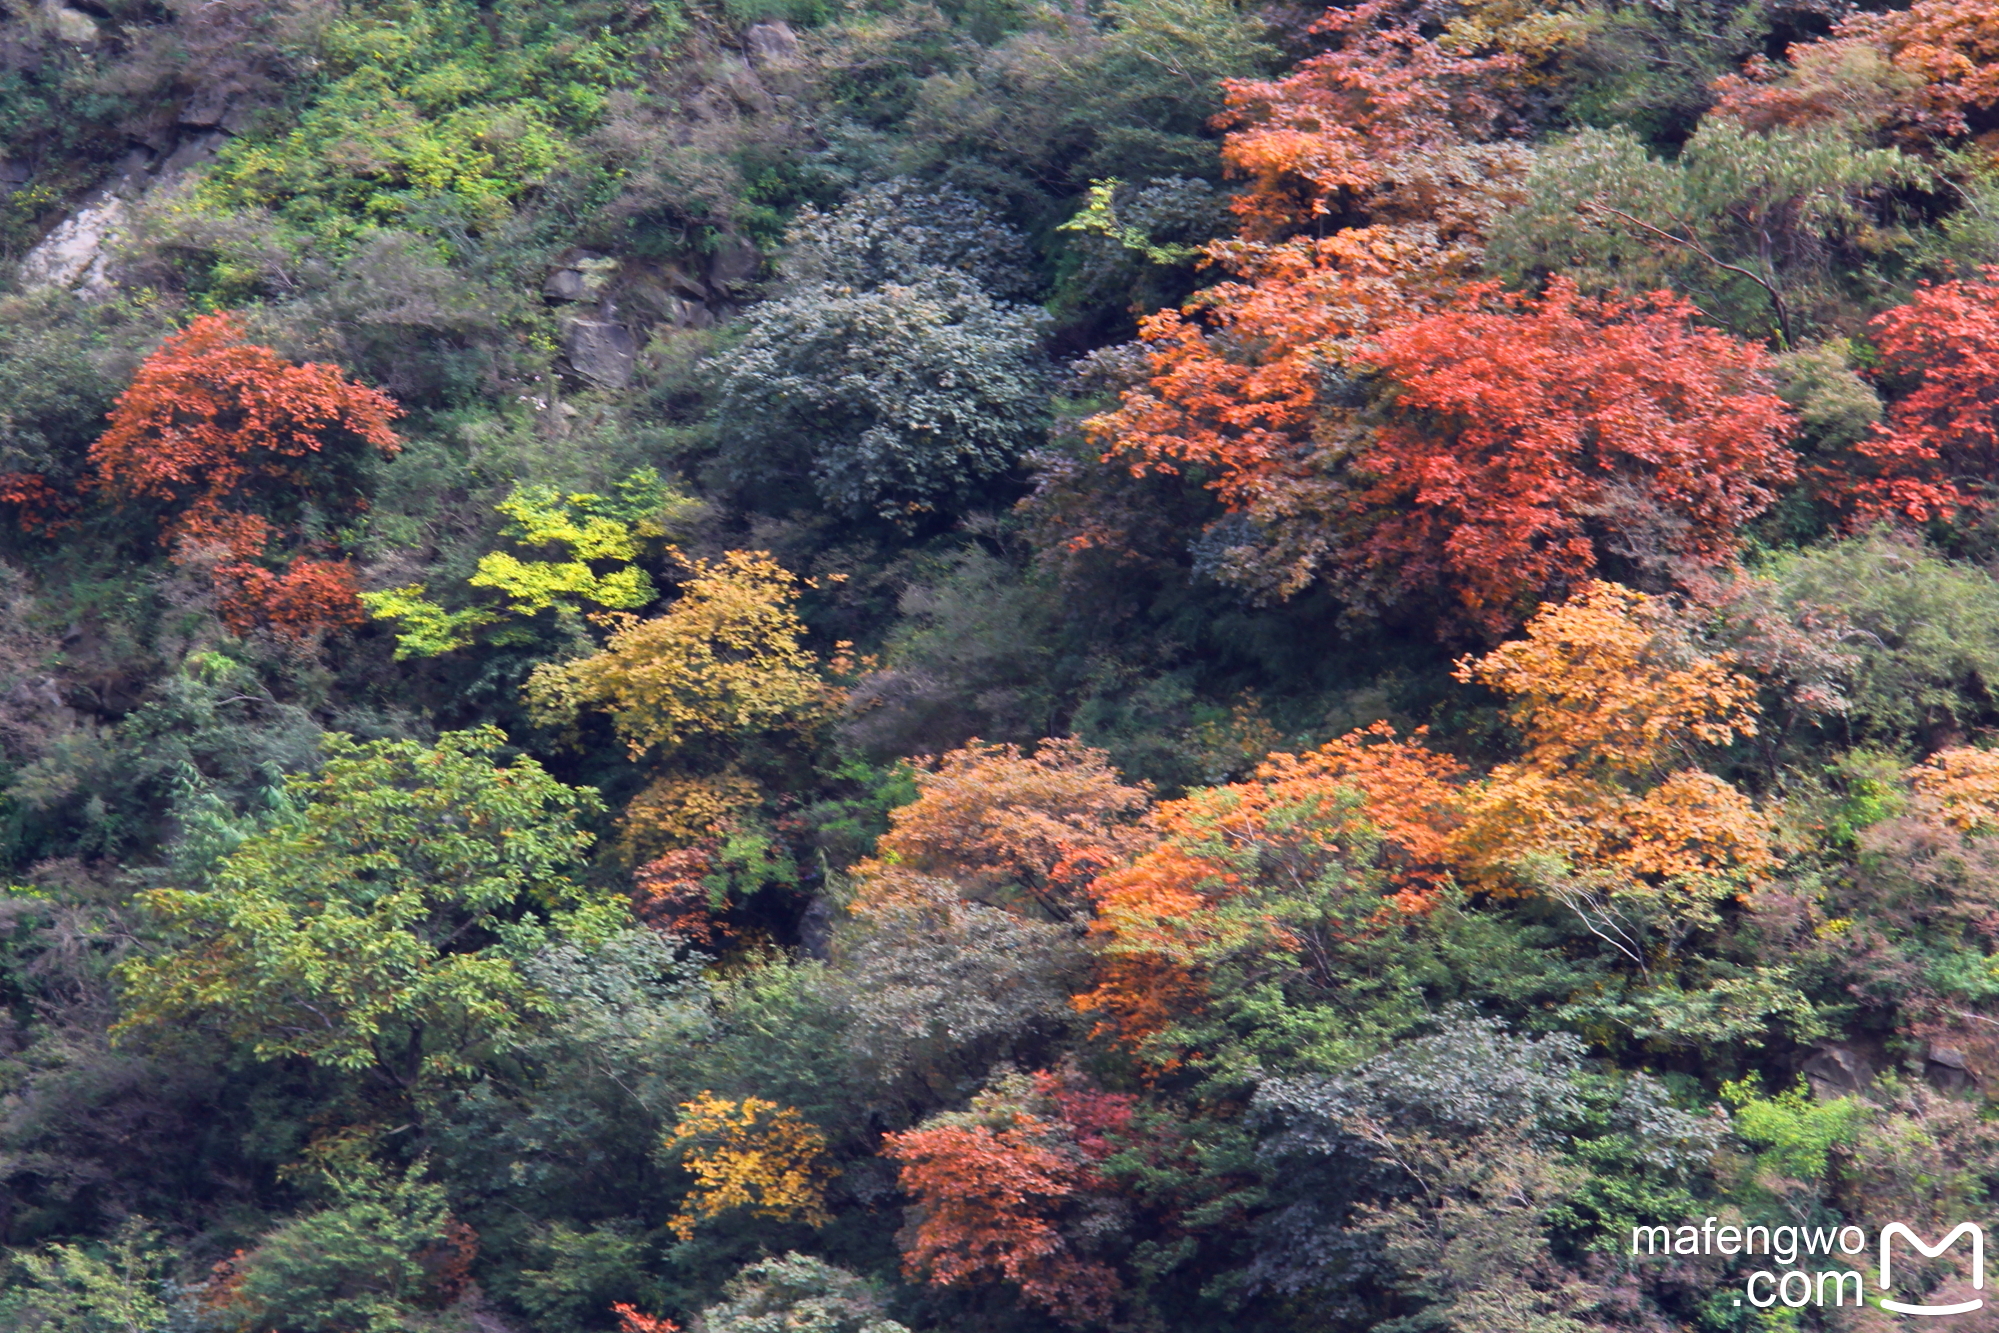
[1082,1,1530,602]
[1826,269,1999,528]
[1352,279,1797,633]
[89,312,401,636]
[882,1071,1133,1326]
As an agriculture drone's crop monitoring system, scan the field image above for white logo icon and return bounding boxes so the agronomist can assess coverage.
[1880,1223,1985,1316]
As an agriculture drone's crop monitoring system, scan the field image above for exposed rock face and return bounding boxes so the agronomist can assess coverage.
[1926,1042,1978,1093]
[706,235,761,289]
[17,193,128,296]
[562,313,638,389]
[542,268,593,303]
[179,81,258,134]
[542,251,620,303]
[660,262,706,302]
[49,5,98,45]
[547,252,639,386]
[16,132,228,299]
[1801,1042,1874,1100]
[743,20,800,65]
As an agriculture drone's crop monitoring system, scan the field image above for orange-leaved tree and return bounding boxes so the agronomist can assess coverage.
[1217,0,1526,247]
[1907,747,1999,835]
[631,843,729,946]
[89,312,401,636]
[854,738,1154,921]
[1084,1,1530,602]
[0,472,76,534]
[611,1305,680,1333]
[1074,725,1464,1051]
[1449,582,1775,958]
[1251,721,1468,908]
[1712,0,1999,145]
[1351,280,1796,634]
[882,1069,1133,1327]
[1823,269,1999,528]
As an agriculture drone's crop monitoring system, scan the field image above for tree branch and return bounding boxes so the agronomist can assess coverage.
[1583,203,1795,350]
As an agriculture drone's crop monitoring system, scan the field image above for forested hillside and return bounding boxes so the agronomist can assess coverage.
[3,0,1999,1327]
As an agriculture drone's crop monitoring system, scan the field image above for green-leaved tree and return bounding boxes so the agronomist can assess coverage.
[113,727,612,1100]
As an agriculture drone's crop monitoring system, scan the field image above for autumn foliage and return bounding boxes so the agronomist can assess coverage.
[88,312,401,636]
[1828,270,1999,528]
[1076,724,1464,1049]
[611,1303,683,1333]
[631,842,728,946]
[1712,0,1999,143]
[1449,581,1775,898]
[1084,4,1532,602]
[1215,0,1525,245]
[663,1093,837,1241]
[525,550,830,758]
[1908,747,1999,835]
[611,1305,681,1333]
[1355,282,1796,632]
[1091,1,1797,629]
[0,472,76,534]
[857,737,1153,919]
[1251,722,1468,903]
[883,1071,1133,1326]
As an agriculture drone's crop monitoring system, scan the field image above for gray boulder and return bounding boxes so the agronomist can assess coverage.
[562,315,637,389]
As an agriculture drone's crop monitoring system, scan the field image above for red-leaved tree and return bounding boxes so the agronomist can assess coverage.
[1079,2,1530,603]
[1352,279,1796,634]
[1829,269,1999,528]
[89,312,401,636]
[883,1072,1135,1326]
[0,472,76,534]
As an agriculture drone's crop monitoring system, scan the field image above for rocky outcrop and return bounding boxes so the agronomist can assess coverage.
[16,131,227,299]
[542,243,759,386]
[544,252,638,387]
[179,80,258,135]
[706,235,761,290]
[1801,1041,1875,1099]
[1925,1042,1978,1093]
[561,310,639,389]
[47,5,98,45]
[743,20,801,66]
[17,192,128,296]
[542,250,620,303]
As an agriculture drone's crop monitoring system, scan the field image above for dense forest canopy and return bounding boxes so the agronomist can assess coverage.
[3,0,1999,1328]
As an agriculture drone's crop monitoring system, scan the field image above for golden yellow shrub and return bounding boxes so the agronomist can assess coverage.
[663,1093,836,1240]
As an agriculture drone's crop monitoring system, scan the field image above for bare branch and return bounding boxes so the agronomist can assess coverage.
[1583,202,1794,350]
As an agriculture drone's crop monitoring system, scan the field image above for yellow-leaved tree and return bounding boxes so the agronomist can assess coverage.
[526,549,831,760]
[662,1093,836,1240]
[363,469,697,658]
[526,549,840,920]
[1449,581,1775,959]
